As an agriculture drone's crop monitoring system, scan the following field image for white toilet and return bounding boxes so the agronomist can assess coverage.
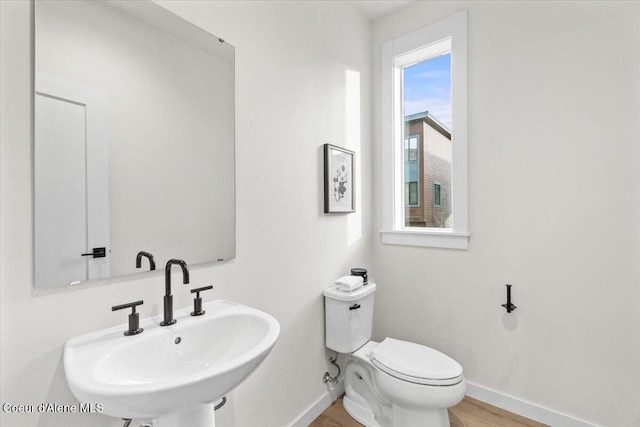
[324,282,466,427]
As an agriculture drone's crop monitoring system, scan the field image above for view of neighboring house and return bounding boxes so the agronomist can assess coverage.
[404,111,452,228]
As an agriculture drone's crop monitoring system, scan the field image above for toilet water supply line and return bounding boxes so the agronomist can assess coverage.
[322,352,341,384]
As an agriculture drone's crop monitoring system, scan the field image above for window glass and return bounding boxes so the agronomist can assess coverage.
[405,181,419,206]
[434,182,441,207]
[402,53,452,228]
[404,136,420,207]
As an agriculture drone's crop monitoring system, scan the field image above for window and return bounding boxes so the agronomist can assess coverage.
[405,136,419,161]
[433,182,441,207]
[406,181,419,206]
[381,10,468,249]
[404,136,420,207]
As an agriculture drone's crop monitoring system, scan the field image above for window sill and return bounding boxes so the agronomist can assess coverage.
[380,229,469,250]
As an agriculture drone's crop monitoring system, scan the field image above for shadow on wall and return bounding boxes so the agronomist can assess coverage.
[34,350,110,427]
[502,312,518,332]
[345,69,362,248]
[318,69,363,250]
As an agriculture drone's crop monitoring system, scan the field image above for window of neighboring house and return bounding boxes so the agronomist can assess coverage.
[406,181,419,206]
[381,10,468,249]
[433,182,441,207]
[404,136,420,207]
[405,135,419,161]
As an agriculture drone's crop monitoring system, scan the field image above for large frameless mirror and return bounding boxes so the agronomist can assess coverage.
[34,0,235,288]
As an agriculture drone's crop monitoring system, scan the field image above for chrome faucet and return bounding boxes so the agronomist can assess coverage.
[161,259,190,326]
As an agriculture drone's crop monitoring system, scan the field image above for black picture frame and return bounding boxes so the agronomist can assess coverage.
[323,144,355,213]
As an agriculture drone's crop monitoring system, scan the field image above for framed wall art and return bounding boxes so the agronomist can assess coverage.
[323,144,355,213]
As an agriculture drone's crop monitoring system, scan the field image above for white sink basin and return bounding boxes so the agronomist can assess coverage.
[64,300,280,424]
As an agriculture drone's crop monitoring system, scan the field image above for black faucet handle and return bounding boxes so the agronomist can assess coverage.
[190,285,214,295]
[190,285,213,316]
[112,300,143,312]
[112,300,144,336]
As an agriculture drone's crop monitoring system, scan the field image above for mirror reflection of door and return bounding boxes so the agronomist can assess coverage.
[35,73,110,287]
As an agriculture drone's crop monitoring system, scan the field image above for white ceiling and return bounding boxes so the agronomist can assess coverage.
[350,1,414,21]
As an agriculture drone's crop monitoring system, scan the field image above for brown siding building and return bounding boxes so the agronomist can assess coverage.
[404,112,452,228]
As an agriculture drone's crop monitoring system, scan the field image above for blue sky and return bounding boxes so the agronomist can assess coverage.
[403,53,452,131]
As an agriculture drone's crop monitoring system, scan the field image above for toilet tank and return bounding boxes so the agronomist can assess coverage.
[324,282,376,353]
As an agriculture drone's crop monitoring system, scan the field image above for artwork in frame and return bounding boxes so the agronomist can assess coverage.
[324,144,355,213]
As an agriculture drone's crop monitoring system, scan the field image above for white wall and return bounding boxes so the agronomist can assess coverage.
[0,1,371,426]
[372,2,640,426]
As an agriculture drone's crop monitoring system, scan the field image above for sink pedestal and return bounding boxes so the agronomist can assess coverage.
[152,403,215,427]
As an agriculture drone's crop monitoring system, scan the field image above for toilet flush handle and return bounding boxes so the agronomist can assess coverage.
[349,304,361,310]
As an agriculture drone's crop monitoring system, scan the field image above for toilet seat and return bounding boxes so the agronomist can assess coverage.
[370,338,463,386]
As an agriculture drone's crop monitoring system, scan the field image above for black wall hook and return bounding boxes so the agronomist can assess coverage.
[501,284,517,313]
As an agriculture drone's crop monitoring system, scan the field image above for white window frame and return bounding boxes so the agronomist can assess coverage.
[381,10,468,250]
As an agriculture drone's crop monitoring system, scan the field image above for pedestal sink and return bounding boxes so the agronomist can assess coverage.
[64,300,280,427]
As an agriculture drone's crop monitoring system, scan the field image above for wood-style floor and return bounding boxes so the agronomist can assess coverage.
[310,396,548,427]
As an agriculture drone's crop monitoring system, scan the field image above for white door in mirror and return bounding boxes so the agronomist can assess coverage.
[34,73,110,288]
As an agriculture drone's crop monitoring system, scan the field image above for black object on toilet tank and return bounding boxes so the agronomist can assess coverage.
[350,268,368,285]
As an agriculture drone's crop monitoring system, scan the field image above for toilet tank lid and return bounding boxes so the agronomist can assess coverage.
[324,282,377,301]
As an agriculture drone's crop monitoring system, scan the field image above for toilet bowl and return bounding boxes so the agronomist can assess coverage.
[324,283,466,427]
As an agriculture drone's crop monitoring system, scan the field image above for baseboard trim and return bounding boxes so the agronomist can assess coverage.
[290,378,595,427]
[465,382,596,427]
[290,379,345,427]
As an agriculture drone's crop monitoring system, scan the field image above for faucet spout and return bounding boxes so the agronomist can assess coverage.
[161,259,190,326]
[135,251,156,271]
[165,259,190,295]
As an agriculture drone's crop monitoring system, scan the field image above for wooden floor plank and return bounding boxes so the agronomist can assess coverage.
[309,399,363,427]
[310,396,548,427]
[449,397,547,427]
[309,413,346,427]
